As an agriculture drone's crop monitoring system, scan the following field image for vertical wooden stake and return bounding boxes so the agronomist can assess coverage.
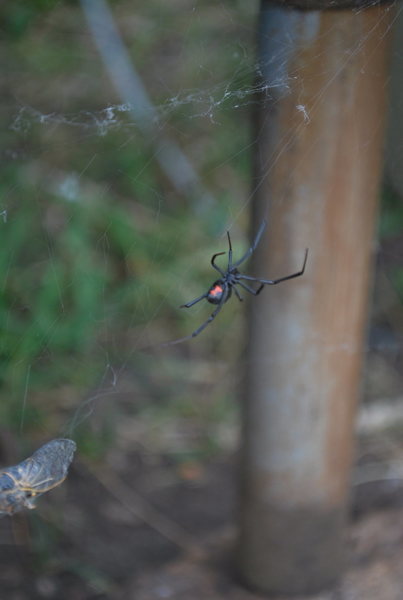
[239,3,394,595]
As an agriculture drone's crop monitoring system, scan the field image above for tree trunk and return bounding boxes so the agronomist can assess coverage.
[238,2,394,595]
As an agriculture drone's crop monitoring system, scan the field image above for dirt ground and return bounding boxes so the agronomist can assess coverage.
[2,285,403,599]
[1,430,403,600]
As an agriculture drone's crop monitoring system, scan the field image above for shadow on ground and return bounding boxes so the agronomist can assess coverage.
[1,443,403,599]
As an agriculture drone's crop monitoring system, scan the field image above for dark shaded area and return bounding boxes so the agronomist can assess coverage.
[1,447,403,598]
[268,0,394,9]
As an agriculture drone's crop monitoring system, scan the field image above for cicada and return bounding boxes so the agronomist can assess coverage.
[0,439,76,517]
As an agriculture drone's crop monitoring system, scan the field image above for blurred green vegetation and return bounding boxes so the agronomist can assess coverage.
[2,0,400,462]
[380,185,403,239]
[0,0,256,459]
[0,1,64,38]
[1,0,403,591]
[379,185,403,297]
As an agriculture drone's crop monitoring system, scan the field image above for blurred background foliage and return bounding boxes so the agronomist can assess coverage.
[0,0,402,463]
[1,1,403,595]
[0,0,257,461]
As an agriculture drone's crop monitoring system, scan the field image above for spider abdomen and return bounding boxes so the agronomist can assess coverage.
[207,280,229,304]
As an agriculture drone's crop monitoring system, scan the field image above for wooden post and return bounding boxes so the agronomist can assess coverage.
[239,2,394,595]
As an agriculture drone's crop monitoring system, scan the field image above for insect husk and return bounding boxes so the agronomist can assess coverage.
[0,439,76,517]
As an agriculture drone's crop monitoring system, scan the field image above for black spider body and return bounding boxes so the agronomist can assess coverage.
[207,270,240,305]
[172,220,308,343]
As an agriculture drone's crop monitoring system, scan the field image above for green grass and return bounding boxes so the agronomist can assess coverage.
[0,0,256,451]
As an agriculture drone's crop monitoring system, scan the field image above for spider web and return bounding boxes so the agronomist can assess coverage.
[1,0,403,477]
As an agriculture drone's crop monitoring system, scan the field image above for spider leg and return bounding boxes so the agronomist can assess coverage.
[233,285,243,302]
[237,248,308,286]
[180,292,208,308]
[211,251,226,276]
[232,219,267,268]
[227,231,233,269]
[167,287,229,345]
[236,281,263,296]
[187,300,226,338]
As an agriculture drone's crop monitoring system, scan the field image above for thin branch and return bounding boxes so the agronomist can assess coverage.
[80,0,214,209]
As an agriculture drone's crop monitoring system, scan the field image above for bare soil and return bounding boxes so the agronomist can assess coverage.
[1,439,403,600]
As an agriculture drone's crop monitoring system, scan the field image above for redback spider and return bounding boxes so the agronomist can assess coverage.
[169,220,308,344]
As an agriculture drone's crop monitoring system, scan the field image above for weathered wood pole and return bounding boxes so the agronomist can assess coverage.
[239,1,395,595]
